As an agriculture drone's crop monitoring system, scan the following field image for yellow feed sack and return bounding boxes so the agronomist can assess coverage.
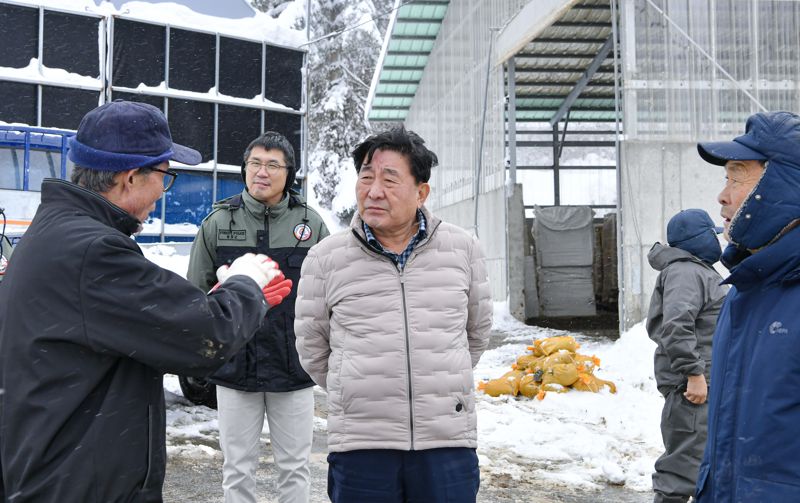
[478,378,516,397]
[572,373,617,393]
[526,344,545,357]
[514,353,541,371]
[478,370,525,397]
[574,354,601,372]
[534,336,580,356]
[541,363,579,387]
[518,374,540,398]
[542,351,575,368]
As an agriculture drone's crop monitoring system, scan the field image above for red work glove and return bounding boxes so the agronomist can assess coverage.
[261,273,293,307]
[208,254,287,308]
[215,253,280,288]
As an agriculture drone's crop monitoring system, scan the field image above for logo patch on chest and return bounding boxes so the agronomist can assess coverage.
[769,321,789,335]
[218,229,247,241]
[293,223,312,241]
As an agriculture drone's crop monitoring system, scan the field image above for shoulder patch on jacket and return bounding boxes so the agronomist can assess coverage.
[293,223,312,241]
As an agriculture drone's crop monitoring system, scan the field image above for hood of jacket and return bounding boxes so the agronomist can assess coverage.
[726,112,800,254]
[648,242,711,272]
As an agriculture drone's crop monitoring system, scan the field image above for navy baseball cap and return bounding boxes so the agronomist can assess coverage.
[667,209,723,265]
[667,208,723,245]
[68,100,201,172]
[697,116,770,166]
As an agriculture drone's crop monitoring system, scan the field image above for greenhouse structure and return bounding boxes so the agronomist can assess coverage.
[366,0,800,328]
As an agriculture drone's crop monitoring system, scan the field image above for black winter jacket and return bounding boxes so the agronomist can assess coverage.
[0,179,267,502]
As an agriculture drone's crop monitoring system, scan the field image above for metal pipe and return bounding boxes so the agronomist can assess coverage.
[611,0,625,332]
[507,57,517,187]
[473,27,499,239]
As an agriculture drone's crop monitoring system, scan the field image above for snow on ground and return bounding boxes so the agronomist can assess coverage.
[144,246,663,493]
[475,307,661,492]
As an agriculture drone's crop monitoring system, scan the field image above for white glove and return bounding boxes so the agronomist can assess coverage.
[216,253,280,290]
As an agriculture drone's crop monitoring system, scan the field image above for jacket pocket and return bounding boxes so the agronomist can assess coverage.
[665,389,697,433]
[287,253,306,269]
[142,405,155,490]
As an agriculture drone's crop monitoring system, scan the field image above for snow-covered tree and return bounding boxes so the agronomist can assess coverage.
[251,0,299,24]
[307,0,393,223]
[251,0,393,224]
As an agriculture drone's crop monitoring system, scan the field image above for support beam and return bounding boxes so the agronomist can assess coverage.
[549,34,614,126]
[507,57,517,186]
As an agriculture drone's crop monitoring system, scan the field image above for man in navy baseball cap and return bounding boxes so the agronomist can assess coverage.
[66,99,201,231]
[0,99,292,501]
[68,99,201,172]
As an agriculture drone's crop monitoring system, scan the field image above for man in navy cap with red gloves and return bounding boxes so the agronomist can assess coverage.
[0,100,291,502]
[694,111,800,502]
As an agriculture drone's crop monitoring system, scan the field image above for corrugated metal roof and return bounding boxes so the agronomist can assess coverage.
[367,0,449,122]
[367,0,617,123]
[513,0,617,122]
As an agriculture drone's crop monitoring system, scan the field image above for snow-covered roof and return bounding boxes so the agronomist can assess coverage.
[3,0,306,46]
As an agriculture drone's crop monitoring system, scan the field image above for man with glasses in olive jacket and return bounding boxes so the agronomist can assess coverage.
[188,132,329,503]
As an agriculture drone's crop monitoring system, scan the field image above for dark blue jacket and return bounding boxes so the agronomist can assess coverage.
[696,225,800,502]
[0,179,267,502]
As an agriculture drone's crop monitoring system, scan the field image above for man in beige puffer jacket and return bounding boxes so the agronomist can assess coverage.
[295,126,492,503]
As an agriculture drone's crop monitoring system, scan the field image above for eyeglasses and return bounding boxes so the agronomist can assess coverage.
[245,160,288,175]
[148,166,179,192]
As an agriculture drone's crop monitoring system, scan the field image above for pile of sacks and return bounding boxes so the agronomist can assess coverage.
[477,335,617,400]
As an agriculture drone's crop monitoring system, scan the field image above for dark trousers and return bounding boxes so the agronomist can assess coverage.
[653,388,709,503]
[327,447,480,503]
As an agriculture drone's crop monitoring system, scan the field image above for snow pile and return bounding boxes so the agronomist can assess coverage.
[141,243,190,277]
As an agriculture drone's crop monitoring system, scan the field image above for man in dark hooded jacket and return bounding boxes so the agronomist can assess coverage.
[694,111,800,502]
[647,208,728,503]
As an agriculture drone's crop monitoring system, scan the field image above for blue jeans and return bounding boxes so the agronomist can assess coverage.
[327,448,480,503]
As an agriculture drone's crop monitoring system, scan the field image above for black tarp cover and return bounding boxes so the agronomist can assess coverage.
[265,45,303,110]
[0,3,38,69]
[43,11,100,78]
[169,28,215,93]
[112,18,165,88]
[219,37,261,99]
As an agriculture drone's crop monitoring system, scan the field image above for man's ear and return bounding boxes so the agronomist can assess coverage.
[119,168,138,188]
[417,182,430,207]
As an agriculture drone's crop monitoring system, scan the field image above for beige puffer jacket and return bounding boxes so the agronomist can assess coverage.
[294,206,492,452]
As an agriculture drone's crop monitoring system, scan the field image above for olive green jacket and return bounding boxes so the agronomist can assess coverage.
[187,189,329,391]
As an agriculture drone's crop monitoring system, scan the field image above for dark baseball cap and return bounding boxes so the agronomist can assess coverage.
[667,208,723,246]
[696,112,787,166]
[68,100,201,172]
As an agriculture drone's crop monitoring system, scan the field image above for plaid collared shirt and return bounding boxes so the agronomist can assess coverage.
[363,209,427,270]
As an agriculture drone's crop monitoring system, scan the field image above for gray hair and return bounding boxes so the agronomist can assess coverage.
[71,166,154,193]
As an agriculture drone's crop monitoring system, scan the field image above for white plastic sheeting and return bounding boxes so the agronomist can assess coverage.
[621,0,800,140]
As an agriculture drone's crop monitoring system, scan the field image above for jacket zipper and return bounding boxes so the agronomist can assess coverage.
[399,267,415,450]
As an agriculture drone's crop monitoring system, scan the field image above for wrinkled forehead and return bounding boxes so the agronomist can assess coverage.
[724,159,765,176]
